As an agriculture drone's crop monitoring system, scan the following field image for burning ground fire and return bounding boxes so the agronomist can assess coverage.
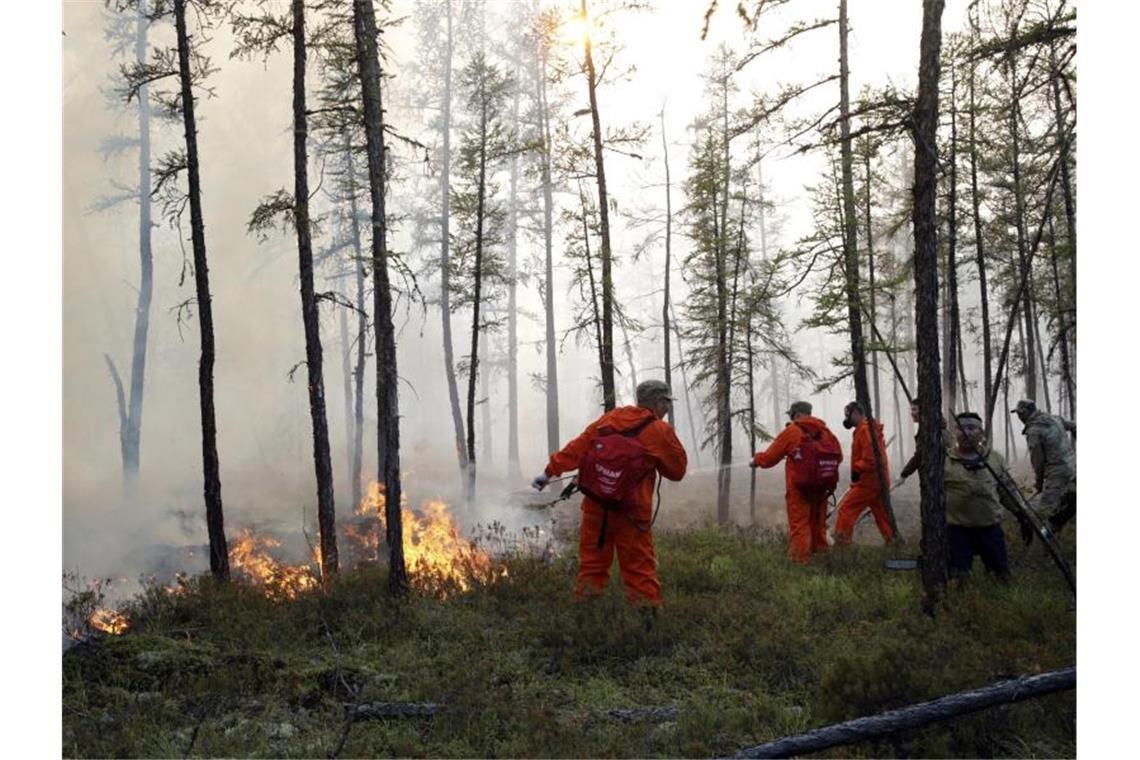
[69,484,504,636]
[354,481,505,595]
[87,608,130,635]
[228,529,320,600]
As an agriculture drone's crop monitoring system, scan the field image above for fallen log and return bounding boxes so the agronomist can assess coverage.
[349,702,442,721]
[605,706,679,723]
[735,666,1075,759]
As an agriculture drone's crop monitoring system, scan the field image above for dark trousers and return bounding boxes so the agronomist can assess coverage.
[1049,492,1077,532]
[947,524,1009,580]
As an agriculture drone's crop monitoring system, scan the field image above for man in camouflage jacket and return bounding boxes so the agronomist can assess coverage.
[1013,399,1076,532]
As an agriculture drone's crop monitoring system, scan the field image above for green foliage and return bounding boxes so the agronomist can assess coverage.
[63,528,1074,758]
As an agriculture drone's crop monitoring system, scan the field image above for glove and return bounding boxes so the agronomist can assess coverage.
[850,471,862,484]
[891,478,905,490]
[1017,514,1035,546]
[532,473,550,491]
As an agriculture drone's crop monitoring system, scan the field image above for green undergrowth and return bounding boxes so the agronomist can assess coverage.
[62,525,1076,758]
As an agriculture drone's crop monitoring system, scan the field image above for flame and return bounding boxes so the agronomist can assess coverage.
[88,608,129,635]
[228,529,319,600]
[350,482,503,595]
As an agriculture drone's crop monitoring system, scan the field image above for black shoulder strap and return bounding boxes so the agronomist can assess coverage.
[622,416,657,438]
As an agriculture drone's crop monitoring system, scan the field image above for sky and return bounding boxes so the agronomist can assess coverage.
[3,0,1135,754]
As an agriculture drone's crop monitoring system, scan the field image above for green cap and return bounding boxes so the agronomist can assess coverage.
[1012,399,1037,415]
[636,379,674,404]
[787,400,812,417]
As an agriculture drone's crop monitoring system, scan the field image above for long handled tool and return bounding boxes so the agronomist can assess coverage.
[519,479,579,510]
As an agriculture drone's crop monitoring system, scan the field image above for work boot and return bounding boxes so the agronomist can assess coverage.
[639,606,658,633]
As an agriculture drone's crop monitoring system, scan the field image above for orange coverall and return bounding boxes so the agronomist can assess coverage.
[544,406,688,606]
[752,416,841,564]
[833,418,895,545]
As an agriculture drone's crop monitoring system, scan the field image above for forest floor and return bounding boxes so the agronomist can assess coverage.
[62,507,1076,759]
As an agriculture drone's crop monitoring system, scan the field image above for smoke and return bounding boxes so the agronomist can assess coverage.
[63,1,992,588]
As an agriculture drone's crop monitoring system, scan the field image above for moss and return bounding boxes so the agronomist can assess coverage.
[63,527,1075,758]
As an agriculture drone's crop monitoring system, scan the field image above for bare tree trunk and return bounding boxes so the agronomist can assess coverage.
[537,44,560,452]
[338,280,353,505]
[466,76,491,507]
[660,108,674,426]
[619,319,638,403]
[840,0,897,539]
[891,294,904,465]
[292,0,338,578]
[117,2,154,509]
[353,0,407,595]
[945,64,961,418]
[1048,40,1076,408]
[1029,272,1052,413]
[968,46,994,430]
[911,0,947,608]
[756,157,781,433]
[1048,213,1075,419]
[439,0,469,481]
[174,0,228,579]
[863,144,881,419]
[1005,52,1036,401]
[480,329,493,465]
[671,303,702,467]
[581,0,616,411]
[839,0,870,412]
[506,76,521,481]
[345,133,367,512]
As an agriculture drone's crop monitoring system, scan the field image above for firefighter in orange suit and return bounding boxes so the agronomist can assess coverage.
[833,401,896,546]
[751,400,842,564]
[532,380,687,606]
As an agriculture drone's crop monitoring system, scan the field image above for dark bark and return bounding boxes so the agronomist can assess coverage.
[174,0,228,580]
[292,0,338,577]
[984,149,1065,427]
[1048,42,1076,409]
[465,69,490,505]
[537,42,560,453]
[738,667,1075,759]
[840,1,898,540]
[1029,269,1052,413]
[439,0,469,481]
[352,0,407,595]
[911,0,947,607]
[945,64,961,418]
[715,82,733,528]
[838,0,869,413]
[338,284,353,506]
[863,145,880,420]
[1048,214,1074,419]
[582,190,606,391]
[581,0,616,411]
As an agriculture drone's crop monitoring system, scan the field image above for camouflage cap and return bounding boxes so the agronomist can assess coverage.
[636,379,675,404]
[1012,399,1037,415]
[786,400,813,417]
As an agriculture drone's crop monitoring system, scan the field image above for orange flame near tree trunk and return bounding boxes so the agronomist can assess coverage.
[353,482,503,595]
[228,529,319,600]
